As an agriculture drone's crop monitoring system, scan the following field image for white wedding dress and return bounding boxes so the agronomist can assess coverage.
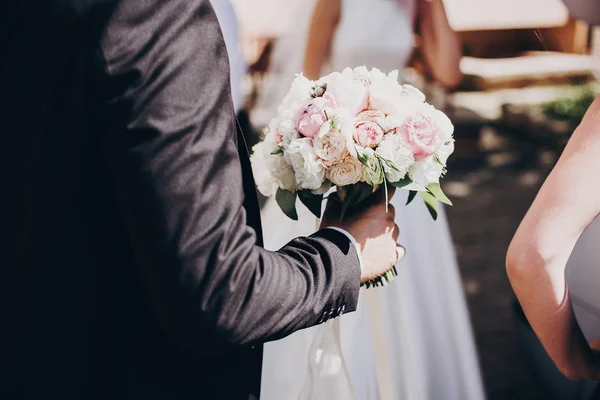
[254,0,485,399]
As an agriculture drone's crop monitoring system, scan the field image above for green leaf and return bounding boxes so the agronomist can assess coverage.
[354,182,375,205]
[390,177,412,189]
[357,152,369,166]
[270,146,283,155]
[420,191,438,220]
[339,190,354,222]
[382,169,389,213]
[427,183,453,206]
[406,190,417,205]
[298,190,324,219]
[276,188,298,221]
[339,182,374,221]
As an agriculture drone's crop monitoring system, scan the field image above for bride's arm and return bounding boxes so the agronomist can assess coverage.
[415,0,462,88]
[507,97,600,380]
[302,0,341,80]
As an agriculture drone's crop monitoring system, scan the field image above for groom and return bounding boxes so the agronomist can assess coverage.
[2,0,403,399]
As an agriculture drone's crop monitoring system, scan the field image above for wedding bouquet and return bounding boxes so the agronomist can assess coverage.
[251,67,454,284]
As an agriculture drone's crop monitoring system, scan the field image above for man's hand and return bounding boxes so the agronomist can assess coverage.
[321,187,405,283]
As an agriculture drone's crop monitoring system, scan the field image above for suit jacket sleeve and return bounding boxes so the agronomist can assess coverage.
[98,0,361,348]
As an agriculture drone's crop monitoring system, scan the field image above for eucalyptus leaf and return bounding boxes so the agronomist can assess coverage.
[298,190,324,219]
[406,190,417,205]
[276,188,298,221]
[426,183,453,206]
[390,177,412,189]
[420,191,438,220]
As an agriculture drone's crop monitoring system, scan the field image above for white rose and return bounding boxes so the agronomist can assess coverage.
[284,138,326,190]
[326,156,365,187]
[314,117,353,166]
[375,133,415,183]
[325,71,369,116]
[358,147,384,186]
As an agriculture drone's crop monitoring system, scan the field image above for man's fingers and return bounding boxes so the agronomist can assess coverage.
[396,245,406,263]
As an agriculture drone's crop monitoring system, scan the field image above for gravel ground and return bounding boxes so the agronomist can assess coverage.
[443,152,553,399]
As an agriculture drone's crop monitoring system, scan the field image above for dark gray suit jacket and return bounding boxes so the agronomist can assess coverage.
[1,0,361,398]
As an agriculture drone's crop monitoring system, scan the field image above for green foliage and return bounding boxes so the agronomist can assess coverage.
[276,188,298,220]
[541,87,597,126]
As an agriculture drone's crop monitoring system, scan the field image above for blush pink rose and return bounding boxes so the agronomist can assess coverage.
[295,93,337,138]
[399,111,444,160]
[353,110,385,148]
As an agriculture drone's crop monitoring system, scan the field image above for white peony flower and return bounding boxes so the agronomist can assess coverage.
[276,118,299,143]
[370,83,426,119]
[358,147,384,186]
[367,67,387,85]
[430,107,455,141]
[250,141,277,196]
[277,74,315,124]
[250,140,297,195]
[326,156,365,187]
[325,71,369,116]
[375,133,415,183]
[284,138,326,190]
[436,139,455,165]
[408,156,445,190]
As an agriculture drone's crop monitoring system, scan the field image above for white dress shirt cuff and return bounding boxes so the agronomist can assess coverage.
[322,227,363,271]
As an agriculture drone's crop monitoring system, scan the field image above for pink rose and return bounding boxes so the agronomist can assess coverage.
[295,93,337,138]
[399,111,444,160]
[275,129,283,144]
[353,110,385,148]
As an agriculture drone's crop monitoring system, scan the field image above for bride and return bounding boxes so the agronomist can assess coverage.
[252,0,484,399]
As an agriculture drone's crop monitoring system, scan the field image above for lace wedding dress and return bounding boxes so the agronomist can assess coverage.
[254,0,485,398]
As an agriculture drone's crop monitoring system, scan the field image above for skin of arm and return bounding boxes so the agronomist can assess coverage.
[506,96,600,380]
[302,0,341,80]
[414,0,462,88]
[302,0,461,87]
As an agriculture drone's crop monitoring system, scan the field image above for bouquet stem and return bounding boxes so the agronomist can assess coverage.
[361,265,398,289]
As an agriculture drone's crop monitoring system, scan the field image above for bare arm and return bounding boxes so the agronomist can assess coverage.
[506,96,600,380]
[302,0,340,80]
[415,0,462,88]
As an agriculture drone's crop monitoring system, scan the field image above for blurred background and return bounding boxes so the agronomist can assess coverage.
[216,0,600,398]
